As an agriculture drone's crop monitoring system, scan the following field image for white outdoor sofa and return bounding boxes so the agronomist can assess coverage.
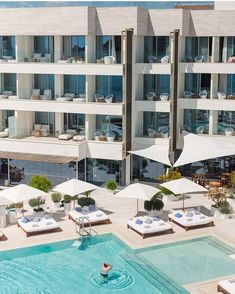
[217,278,235,294]
[168,210,214,231]
[69,207,111,226]
[18,216,60,237]
[127,216,173,239]
[58,129,77,140]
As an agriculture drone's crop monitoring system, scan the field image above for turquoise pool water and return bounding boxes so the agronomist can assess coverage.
[0,234,187,294]
[1,235,235,293]
[136,236,235,285]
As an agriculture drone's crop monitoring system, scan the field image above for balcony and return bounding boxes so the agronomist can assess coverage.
[179,62,235,74]
[135,100,170,112]
[135,63,170,75]
[179,98,235,111]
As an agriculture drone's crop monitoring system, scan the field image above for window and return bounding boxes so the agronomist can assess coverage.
[64,75,85,96]
[96,36,121,63]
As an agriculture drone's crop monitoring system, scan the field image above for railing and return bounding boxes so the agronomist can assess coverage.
[76,216,91,237]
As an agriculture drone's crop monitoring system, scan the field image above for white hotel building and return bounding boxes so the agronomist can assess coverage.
[0,2,235,185]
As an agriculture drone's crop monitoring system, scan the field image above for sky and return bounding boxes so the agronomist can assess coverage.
[0,1,214,9]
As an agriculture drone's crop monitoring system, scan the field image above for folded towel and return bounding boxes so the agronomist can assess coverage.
[153,216,160,221]
[159,222,166,226]
[186,212,193,217]
[145,218,152,224]
[46,222,53,225]
[199,216,206,219]
[135,219,143,225]
[32,224,39,227]
[33,217,40,223]
[144,224,151,228]
[96,213,103,217]
[21,217,30,224]
[175,213,183,218]
[186,218,193,221]
[75,207,82,212]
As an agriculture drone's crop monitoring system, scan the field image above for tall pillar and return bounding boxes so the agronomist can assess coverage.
[17,74,33,99]
[55,74,64,97]
[55,112,64,134]
[209,110,218,135]
[212,37,220,63]
[54,36,63,62]
[86,114,96,140]
[86,75,95,102]
[86,35,95,63]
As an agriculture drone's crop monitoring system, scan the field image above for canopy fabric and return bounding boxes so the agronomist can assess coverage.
[174,133,235,167]
[129,142,171,167]
[0,184,47,204]
[160,178,208,194]
[115,183,160,201]
[53,179,99,197]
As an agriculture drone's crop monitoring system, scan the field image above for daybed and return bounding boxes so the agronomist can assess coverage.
[68,206,111,226]
[217,278,235,294]
[17,216,60,237]
[168,210,214,231]
[127,216,173,239]
[58,129,77,140]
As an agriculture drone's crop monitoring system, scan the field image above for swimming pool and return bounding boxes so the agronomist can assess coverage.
[0,235,235,293]
[0,234,187,294]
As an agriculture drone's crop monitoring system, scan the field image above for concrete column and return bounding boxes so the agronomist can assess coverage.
[125,155,131,185]
[86,114,96,140]
[55,112,64,134]
[86,34,95,63]
[55,74,64,97]
[210,73,219,99]
[134,36,144,63]
[17,74,33,99]
[54,36,63,62]
[15,111,34,137]
[222,37,227,63]
[86,75,95,102]
[209,110,218,135]
[15,36,33,62]
[178,36,185,62]
[212,37,220,63]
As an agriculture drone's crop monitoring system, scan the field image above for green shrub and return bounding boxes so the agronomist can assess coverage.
[144,195,164,211]
[156,185,174,195]
[231,171,235,188]
[29,175,53,192]
[28,197,45,208]
[64,194,72,203]
[159,169,182,182]
[51,192,62,203]
[220,202,231,214]
[6,202,23,209]
[77,197,95,207]
[106,179,117,191]
[229,193,235,200]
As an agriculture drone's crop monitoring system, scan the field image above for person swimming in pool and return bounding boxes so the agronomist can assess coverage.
[101,263,113,277]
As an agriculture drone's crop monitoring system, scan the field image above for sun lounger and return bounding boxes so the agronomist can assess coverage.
[168,210,214,231]
[217,278,235,294]
[68,208,111,226]
[127,216,173,239]
[17,216,60,237]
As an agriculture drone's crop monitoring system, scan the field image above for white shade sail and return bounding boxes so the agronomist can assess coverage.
[53,179,99,197]
[160,178,208,195]
[115,183,160,201]
[129,142,171,167]
[174,133,235,167]
[0,184,48,204]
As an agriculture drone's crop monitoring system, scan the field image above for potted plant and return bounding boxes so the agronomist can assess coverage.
[51,192,62,209]
[159,169,182,182]
[77,196,95,212]
[219,202,232,219]
[63,194,72,214]
[106,179,117,193]
[6,202,23,214]
[29,175,53,192]
[208,188,228,217]
[29,197,45,217]
[106,131,115,142]
[144,195,164,217]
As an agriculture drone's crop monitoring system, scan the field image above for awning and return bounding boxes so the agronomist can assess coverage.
[0,151,77,164]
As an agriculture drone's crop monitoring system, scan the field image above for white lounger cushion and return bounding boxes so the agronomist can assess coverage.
[18,217,59,233]
[168,210,213,227]
[218,279,235,294]
[69,209,109,224]
[73,135,85,141]
[127,216,172,235]
[58,133,74,140]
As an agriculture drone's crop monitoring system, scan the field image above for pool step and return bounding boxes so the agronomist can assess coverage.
[120,253,189,294]
[206,237,235,255]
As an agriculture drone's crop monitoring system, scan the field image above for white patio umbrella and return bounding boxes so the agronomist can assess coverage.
[115,183,160,213]
[174,132,235,167]
[0,184,48,216]
[129,140,172,167]
[52,179,99,197]
[159,178,208,211]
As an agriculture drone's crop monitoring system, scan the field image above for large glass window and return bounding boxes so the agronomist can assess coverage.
[0,73,17,94]
[34,36,54,61]
[1,110,14,129]
[227,37,235,61]
[35,112,55,134]
[143,74,170,99]
[96,76,122,102]
[63,36,85,60]
[184,73,211,98]
[143,112,169,137]
[185,37,212,62]
[184,109,209,134]
[0,36,15,58]
[96,36,121,63]
[64,75,85,96]
[217,111,235,135]
[95,115,123,141]
[219,74,235,97]
[144,36,170,63]
[34,74,54,99]
[64,113,85,132]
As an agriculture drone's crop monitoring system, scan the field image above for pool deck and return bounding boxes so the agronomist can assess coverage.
[1,188,235,293]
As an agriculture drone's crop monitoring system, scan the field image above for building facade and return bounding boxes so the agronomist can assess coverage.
[0,3,234,186]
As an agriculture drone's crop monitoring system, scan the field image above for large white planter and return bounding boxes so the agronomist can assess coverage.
[53,202,60,210]
[33,210,45,218]
[107,136,114,142]
[64,203,71,214]
[211,206,222,218]
[146,209,163,217]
